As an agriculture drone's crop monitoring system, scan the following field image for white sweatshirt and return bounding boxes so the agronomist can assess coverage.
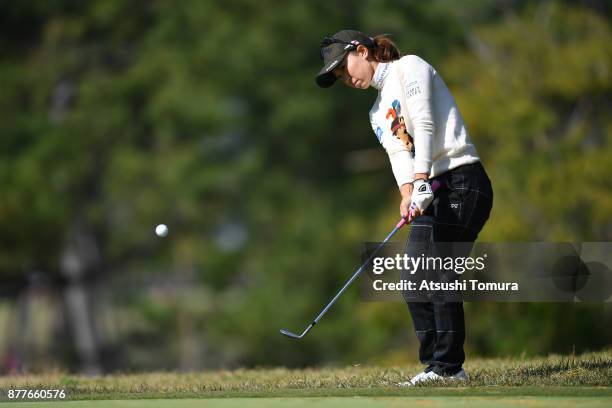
[369,55,480,186]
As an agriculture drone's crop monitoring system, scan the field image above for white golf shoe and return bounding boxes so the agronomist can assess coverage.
[398,368,468,387]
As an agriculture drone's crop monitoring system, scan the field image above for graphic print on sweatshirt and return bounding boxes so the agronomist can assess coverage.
[385,99,414,153]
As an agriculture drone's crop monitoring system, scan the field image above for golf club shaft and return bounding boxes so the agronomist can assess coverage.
[311,218,407,326]
[282,180,440,339]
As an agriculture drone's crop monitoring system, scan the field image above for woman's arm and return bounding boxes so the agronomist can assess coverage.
[370,118,415,186]
[398,56,436,178]
[398,56,437,219]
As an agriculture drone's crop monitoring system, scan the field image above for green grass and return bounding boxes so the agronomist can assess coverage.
[0,349,610,406]
[2,396,612,408]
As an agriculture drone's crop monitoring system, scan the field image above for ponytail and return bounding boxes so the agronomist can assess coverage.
[371,35,401,62]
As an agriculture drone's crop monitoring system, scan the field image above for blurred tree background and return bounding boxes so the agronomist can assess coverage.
[0,0,611,373]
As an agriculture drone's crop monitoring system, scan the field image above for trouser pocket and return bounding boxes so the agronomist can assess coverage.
[429,162,493,242]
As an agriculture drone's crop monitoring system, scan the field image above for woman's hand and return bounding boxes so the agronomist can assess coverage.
[410,179,434,221]
[400,176,433,221]
[399,183,414,219]
[408,204,423,221]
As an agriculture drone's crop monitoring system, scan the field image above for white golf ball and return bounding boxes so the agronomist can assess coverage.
[155,224,168,237]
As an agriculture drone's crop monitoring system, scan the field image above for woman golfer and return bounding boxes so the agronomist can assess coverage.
[316,30,493,385]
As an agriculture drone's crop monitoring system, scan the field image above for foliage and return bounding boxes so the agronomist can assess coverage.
[0,1,610,371]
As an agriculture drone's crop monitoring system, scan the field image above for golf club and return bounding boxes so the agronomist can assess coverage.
[280,180,440,339]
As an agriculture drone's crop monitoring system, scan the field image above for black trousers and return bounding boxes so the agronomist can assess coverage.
[402,161,493,376]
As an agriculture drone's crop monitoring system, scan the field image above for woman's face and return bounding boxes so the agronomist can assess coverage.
[333,45,376,89]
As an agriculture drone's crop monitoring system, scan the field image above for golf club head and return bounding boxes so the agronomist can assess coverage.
[279,329,302,339]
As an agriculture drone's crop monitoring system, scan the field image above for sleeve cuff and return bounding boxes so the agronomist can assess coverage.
[396,175,414,186]
[413,160,432,174]
[388,150,414,187]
